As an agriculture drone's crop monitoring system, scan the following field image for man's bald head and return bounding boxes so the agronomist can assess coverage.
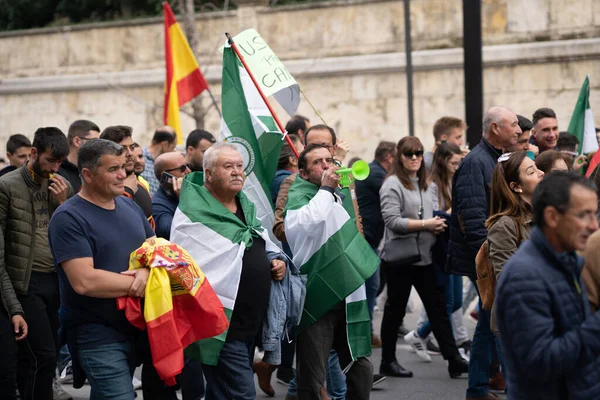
[482,106,521,149]
[154,151,188,180]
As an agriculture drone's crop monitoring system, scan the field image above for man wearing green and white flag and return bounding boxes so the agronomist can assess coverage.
[170,143,292,399]
[219,44,284,244]
[285,144,378,399]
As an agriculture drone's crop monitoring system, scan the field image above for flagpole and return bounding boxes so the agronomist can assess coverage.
[206,87,222,118]
[225,32,299,158]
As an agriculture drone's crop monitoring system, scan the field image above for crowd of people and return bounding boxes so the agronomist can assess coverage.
[1,104,600,400]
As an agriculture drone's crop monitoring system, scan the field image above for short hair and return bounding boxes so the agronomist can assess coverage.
[298,144,331,171]
[32,127,69,158]
[304,124,337,146]
[100,125,133,144]
[203,142,239,172]
[532,171,596,228]
[517,115,533,132]
[186,129,216,149]
[78,139,124,174]
[285,115,310,136]
[67,120,100,145]
[557,131,579,150]
[532,108,557,126]
[432,117,466,141]
[152,127,176,145]
[6,134,31,154]
[374,141,396,161]
[277,134,302,170]
[482,108,504,134]
[535,150,569,174]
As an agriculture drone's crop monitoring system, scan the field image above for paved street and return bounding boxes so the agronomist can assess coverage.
[64,291,505,399]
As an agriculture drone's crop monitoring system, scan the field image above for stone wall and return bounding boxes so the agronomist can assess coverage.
[0,0,599,158]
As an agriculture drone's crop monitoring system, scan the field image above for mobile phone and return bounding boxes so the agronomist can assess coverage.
[160,172,175,193]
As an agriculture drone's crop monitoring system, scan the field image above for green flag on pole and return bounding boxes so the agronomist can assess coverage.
[568,75,598,155]
[219,45,284,243]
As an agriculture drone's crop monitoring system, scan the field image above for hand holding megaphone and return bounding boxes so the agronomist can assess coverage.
[335,160,371,187]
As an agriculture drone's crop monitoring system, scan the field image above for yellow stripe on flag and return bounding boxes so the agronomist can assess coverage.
[143,267,174,322]
[169,23,200,82]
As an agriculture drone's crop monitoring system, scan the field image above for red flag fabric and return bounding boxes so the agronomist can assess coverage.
[163,2,209,143]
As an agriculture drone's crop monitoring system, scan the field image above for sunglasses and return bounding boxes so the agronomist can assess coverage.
[403,151,423,158]
[165,164,189,173]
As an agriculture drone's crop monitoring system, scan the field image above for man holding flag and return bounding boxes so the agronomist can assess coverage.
[284,144,378,400]
[170,143,289,399]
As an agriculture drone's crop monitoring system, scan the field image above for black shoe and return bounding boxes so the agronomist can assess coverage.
[397,325,410,337]
[426,339,441,355]
[448,355,469,378]
[379,361,413,378]
[372,373,386,387]
[276,366,295,385]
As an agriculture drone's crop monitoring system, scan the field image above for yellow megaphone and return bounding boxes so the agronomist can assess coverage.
[335,160,370,187]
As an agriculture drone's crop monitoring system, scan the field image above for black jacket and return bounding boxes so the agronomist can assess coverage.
[58,159,81,193]
[355,160,387,248]
[447,137,501,277]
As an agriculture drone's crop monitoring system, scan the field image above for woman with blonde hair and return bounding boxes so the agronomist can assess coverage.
[379,136,469,379]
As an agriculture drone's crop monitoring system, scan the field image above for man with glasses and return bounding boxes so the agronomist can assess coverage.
[58,120,100,193]
[496,172,600,399]
[152,152,190,240]
[100,126,155,230]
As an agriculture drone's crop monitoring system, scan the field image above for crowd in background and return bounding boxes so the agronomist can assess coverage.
[2,104,600,400]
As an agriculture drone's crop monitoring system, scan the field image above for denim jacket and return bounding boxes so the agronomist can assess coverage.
[262,251,306,365]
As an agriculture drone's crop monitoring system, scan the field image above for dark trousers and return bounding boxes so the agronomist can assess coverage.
[280,336,295,369]
[380,262,459,362]
[17,271,59,400]
[0,308,18,400]
[296,302,373,400]
[202,339,256,400]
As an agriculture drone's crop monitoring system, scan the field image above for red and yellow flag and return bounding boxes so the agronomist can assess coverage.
[117,238,228,385]
[163,2,209,143]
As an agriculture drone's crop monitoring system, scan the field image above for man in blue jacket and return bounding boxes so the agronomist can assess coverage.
[496,172,600,399]
[447,106,521,400]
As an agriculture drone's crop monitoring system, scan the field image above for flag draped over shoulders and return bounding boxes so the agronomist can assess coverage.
[284,175,378,359]
[169,171,282,365]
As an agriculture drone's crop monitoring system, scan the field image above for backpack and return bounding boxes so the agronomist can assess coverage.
[475,219,522,310]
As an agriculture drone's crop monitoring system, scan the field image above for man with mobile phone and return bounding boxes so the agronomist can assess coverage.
[152,152,190,240]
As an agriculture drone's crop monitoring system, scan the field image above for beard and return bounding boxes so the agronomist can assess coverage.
[31,160,50,179]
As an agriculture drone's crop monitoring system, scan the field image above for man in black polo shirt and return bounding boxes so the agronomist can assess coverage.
[58,120,100,193]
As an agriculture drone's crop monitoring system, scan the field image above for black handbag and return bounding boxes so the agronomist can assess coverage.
[382,187,423,265]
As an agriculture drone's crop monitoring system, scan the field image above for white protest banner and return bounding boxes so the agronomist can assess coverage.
[231,29,300,116]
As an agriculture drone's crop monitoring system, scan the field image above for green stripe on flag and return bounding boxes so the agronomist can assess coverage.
[258,115,279,132]
[298,219,379,331]
[346,300,372,359]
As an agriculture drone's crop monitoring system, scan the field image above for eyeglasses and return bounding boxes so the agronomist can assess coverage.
[403,151,423,158]
[79,137,98,142]
[165,164,189,173]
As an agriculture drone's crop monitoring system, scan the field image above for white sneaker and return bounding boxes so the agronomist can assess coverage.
[52,378,73,400]
[58,361,73,384]
[132,376,143,390]
[403,330,432,362]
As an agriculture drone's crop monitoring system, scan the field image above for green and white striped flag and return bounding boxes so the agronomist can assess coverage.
[284,175,379,360]
[170,172,284,365]
[219,45,283,243]
[568,75,598,155]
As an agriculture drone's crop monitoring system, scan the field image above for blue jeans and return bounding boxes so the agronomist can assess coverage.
[417,274,463,338]
[202,340,255,400]
[326,350,346,400]
[78,341,136,400]
[466,278,503,398]
[287,350,347,398]
[365,265,380,333]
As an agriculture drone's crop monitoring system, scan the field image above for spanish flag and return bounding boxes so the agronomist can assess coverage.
[117,238,228,385]
[163,2,209,143]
